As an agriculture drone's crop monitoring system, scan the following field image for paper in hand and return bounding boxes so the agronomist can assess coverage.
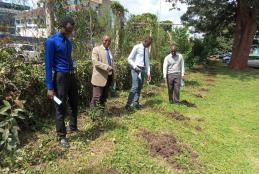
[138,73,142,80]
[53,96,62,105]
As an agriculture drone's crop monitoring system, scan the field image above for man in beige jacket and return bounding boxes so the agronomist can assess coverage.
[90,35,114,107]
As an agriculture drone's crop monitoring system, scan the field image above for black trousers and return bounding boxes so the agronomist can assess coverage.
[167,73,181,103]
[90,75,113,107]
[53,72,79,138]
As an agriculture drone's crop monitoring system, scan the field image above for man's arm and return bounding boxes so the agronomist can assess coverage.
[92,47,110,71]
[181,55,185,77]
[45,39,55,90]
[163,56,168,79]
[145,49,151,76]
[127,45,137,69]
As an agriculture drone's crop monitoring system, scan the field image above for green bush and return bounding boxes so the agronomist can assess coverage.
[0,48,162,151]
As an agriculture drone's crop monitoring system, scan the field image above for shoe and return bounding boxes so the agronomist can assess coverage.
[125,105,133,112]
[134,104,143,110]
[59,138,69,148]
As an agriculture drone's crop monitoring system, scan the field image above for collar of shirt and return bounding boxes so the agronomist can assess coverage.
[101,45,109,50]
[56,32,70,42]
[172,53,179,59]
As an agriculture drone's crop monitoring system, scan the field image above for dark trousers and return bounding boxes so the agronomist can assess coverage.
[54,72,79,138]
[126,68,145,107]
[167,73,181,103]
[90,75,113,107]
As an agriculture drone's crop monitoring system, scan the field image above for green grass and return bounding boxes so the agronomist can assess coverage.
[1,63,259,174]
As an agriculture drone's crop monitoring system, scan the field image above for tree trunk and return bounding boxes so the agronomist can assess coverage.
[45,0,55,36]
[229,0,257,70]
[114,14,123,59]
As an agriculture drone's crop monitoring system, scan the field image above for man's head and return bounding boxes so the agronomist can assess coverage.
[58,16,75,38]
[102,35,111,49]
[143,36,152,48]
[171,44,177,56]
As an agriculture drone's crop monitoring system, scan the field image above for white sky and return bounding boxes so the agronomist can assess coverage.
[4,0,188,24]
[117,0,188,24]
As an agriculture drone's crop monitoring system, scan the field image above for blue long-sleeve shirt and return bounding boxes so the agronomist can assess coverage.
[44,32,74,90]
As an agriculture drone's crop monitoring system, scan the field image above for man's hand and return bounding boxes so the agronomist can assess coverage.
[47,89,55,99]
[147,75,152,82]
[135,66,141,72]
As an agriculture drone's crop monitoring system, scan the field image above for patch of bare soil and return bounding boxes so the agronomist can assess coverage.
[199,88,209,92]
[205,79,215,83]
[192,93,204,98]
[179,100,197,108]
[140,130,199,170]
[168,111,190,121]
[195,126,202,132]
[104,168,120,174]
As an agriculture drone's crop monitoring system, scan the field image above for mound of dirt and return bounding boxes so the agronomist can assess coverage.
[140,130,199,170]
[179,100,197,108]
[105,168,120,174]
[199,88,209,92]
[169,111,191,121]
[193,93,204,98]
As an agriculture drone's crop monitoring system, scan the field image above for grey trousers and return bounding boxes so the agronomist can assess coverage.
[167,73,181,103]
[126,67,145,106]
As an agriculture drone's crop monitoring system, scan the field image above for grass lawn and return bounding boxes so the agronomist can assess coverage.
[1,62,259,174]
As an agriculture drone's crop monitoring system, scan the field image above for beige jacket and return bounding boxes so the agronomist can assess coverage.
[91,45,115,87]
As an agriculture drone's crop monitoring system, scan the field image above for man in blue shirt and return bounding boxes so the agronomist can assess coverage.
[45,16,79,148]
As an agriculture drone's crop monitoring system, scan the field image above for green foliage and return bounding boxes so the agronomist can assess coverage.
[123,13,158,54]
[160,20,173,32]
[0,100,28,151]
[186,38,209,68]
[172,27,193,56]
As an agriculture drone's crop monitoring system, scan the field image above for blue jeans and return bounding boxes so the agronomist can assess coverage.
[126,67,145,106]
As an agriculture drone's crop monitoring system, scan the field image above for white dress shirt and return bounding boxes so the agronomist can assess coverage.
[127,43,150,75]
[163,53,185,79]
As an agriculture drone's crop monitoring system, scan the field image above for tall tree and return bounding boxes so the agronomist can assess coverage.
[166,0,259,69]
[44,0,55,36]
[111,1,126,59]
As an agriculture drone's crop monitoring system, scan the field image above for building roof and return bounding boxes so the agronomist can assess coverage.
[17,7,44,18]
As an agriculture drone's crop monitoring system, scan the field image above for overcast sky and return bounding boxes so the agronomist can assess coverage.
[3,0,188,24]
[117,0,188,24]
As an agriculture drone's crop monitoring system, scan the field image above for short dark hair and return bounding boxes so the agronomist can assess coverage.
[58,16,75,28]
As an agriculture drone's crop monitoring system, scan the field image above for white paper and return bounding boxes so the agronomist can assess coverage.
[53,96,62,105]
[138,73,142,80]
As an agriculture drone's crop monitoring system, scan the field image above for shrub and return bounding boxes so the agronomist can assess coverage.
[0,48,162,151]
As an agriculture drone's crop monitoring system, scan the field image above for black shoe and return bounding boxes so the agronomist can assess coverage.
[134,104,143,110]
[59,138,69,148]
[125,105,133,112]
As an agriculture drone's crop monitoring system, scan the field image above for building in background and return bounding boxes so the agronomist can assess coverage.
[14,0,110,38]
[0,1,29,34]
[65,0,110,12]
[15,7,47,38]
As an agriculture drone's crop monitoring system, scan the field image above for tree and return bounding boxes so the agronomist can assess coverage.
[44,0,55,36]
[160,20,173,32]
[111,1,126,59]
[166,0,259,69]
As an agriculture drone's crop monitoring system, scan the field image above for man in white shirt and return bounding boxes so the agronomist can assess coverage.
[125,36,152,110]
[163,44,185,104]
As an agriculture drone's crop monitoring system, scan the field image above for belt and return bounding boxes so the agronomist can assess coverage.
[55,71,74,75]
